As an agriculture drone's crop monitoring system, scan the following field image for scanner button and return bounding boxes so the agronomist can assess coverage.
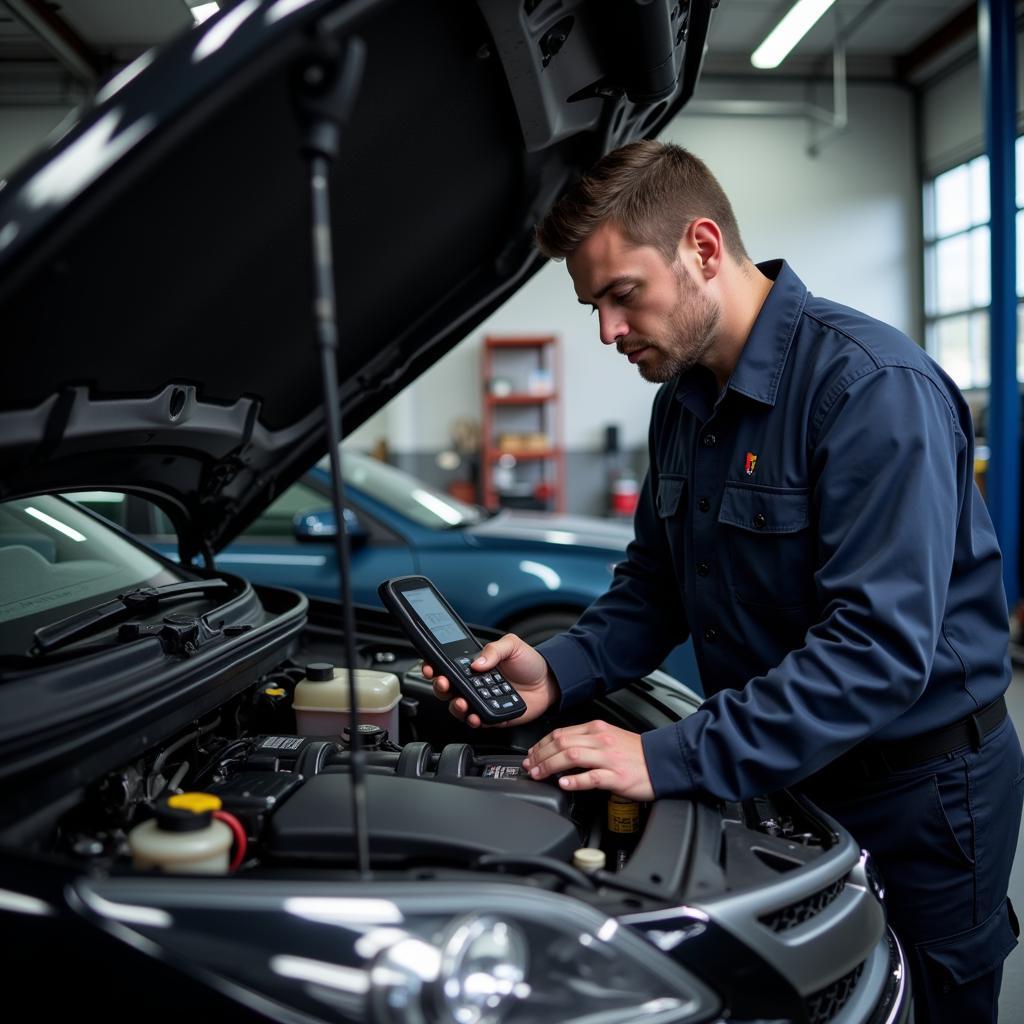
[501,700,516,709]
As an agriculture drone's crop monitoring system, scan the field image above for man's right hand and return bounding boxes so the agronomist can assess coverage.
[421,632,559,728]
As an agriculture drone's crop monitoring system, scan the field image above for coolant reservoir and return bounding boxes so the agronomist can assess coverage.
[128,793,232,874]
[292,662,400,740]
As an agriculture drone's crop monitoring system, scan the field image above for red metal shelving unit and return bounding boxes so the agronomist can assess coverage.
[481,335,564,512]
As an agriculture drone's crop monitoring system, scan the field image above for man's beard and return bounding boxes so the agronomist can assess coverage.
[622,266,721,383]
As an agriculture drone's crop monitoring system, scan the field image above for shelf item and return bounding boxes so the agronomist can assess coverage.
[486,449,559,462]
[481,335,564,512]
[486,392,558,406]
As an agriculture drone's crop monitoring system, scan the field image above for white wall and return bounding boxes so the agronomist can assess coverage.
[355,79,920,455]
[671,80,920,340]
[0,106,74,181]
[921,33,1024,176]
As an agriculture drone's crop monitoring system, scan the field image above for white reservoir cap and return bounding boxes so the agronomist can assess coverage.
[572,847,606,874]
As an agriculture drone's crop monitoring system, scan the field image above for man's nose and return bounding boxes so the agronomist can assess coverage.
[598,309,627,346]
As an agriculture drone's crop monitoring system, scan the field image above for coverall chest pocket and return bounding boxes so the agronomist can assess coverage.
[718,484,814,609]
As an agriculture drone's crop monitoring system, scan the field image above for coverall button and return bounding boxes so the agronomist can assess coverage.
[753,511,767,529]
[697,497,710,512]
[697,561,710,577]
[703,627,717,642]
[702,433,717,447]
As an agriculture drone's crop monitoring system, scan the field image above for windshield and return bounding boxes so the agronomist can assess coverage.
[0,495,181,653]
[329,450,484,530]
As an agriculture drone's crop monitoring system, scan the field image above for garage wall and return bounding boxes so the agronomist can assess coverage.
[0,106,74,180]
[921,33,1024,175]
[353,79,920,514]
[670,80,920,341]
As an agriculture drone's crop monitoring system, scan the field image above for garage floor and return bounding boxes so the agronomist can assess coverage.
[998,668,1024,1020]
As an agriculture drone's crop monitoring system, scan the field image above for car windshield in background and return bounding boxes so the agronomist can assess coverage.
[0,495,180,653]
[331,450,483,529]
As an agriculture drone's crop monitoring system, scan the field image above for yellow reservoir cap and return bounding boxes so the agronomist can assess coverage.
[263,688,287,697]
[168,793,223,814]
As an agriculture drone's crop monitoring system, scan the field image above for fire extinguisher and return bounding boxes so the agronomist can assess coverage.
[605,424,638,518]
[610,472,639,517]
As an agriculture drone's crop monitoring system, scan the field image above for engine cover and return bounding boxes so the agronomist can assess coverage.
[265,772,581,864]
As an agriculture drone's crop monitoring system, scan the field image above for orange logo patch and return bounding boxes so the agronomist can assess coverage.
[745,452,758,476]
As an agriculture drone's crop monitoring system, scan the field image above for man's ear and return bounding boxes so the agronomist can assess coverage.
[685,218,724,279]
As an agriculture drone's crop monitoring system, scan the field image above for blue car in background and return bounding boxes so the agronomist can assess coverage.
[70,451,698,682]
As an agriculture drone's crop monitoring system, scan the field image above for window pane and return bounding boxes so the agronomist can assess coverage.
[935,233,971,314]
[935,164,971,237]
[924,243,938,316]
[1017,137,1024,208]
[969,310,990,389]
[970,155,990,225]
[1018,304,1024,384]
[923,181,936,242]
[931,315,973,386]
[970,226,991,307]
[1017,209,1024,298]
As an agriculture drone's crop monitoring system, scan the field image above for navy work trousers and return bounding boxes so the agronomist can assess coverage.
[802,716,1023,1023]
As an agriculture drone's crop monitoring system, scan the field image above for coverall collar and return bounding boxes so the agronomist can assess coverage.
[674,259,807,415]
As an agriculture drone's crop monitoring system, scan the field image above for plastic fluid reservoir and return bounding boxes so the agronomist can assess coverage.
[293,662,400,740]
[128,793,232,874]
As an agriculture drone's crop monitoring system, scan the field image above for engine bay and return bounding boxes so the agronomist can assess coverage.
[29,627,835,911]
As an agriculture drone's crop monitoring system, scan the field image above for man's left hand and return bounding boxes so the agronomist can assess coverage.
[522,720,654,800]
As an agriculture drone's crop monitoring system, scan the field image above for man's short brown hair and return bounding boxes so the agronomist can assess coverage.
[536,140,748,265]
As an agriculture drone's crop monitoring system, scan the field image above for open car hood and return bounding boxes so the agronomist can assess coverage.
[0,0,714,564]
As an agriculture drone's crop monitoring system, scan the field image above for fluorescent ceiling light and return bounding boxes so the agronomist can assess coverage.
[24,506,86,542]
[191,3,220,24]
[751,0,837,70]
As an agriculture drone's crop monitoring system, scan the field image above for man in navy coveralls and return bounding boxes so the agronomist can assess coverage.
[426,141,1023,1021]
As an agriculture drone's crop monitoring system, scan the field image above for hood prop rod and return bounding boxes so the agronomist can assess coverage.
[293,32,370,879]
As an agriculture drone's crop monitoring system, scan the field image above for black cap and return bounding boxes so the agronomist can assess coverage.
[305,662,335,681]
[344,723,384,744]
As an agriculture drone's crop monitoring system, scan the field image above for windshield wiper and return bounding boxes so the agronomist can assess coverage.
[31,580,231,656]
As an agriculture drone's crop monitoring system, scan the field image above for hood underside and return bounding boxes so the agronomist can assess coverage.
[0,0,714,563]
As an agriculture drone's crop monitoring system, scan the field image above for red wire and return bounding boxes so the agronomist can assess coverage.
[214,810,247,871]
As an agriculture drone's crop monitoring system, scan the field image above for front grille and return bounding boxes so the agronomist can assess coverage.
[805,961,865,1024]
[759,878,845,933]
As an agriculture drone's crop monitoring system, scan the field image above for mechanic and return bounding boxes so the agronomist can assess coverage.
[424,141,1023,1022]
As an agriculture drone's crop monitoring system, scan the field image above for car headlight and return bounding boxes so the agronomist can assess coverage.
[335,885,719,1024]
[78,880,721,1024]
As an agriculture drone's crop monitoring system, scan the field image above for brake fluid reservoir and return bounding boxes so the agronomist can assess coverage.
[128,793,232,874]
[292,662,400,740]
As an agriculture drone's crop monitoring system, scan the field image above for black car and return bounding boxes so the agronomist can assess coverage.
[0,2,909,1022]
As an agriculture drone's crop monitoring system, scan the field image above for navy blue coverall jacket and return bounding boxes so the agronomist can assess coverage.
[538,260,1010,801]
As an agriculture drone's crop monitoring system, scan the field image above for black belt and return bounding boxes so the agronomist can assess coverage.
[807,696,1008,787]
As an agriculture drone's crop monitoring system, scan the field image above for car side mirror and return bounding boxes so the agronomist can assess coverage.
[292,507,369,547]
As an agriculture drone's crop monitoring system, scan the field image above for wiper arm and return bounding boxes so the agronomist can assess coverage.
[31,580,231,655]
